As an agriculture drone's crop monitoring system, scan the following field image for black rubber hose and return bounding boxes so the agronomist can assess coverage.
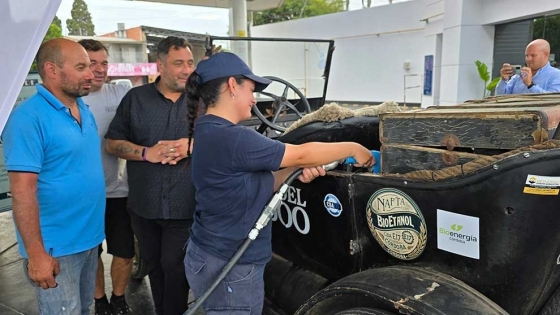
[283,168,304,185]
[184,168,304,315]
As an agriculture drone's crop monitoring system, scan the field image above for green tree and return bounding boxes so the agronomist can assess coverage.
[53,15,62,29]
[30,22,63,71]
[66,0,95,36]
[253,0,345,26]
[533,16,560,66]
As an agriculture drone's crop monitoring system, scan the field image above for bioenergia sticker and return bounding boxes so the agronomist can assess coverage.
[437,209,479,259]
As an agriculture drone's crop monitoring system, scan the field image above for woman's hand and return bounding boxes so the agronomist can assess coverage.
[351,146,375,168]
[298,166,326,183]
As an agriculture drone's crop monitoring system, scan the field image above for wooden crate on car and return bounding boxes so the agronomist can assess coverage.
[379,144,482,174]
[379,95,560,174]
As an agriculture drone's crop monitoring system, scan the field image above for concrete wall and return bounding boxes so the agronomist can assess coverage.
[251,0,560,107]
[438,0,495,105]
[251,0,426,104]
[249,41,330,99]
[106,43,145,63]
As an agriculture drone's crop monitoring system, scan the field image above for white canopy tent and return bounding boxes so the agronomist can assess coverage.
[1,0,63,132]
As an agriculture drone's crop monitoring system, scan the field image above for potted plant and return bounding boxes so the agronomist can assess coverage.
[475,60,501,98]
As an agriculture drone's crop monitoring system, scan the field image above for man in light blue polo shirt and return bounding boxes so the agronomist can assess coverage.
[496,39,560,95]
[1,38,105,315]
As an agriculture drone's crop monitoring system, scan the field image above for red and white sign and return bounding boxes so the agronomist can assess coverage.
[108,63,158,76]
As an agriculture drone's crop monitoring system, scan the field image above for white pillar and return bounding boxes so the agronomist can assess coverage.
[232,0,247,37]
[438,0,495,105]
[420,0,445,108]
[231,0,249,63]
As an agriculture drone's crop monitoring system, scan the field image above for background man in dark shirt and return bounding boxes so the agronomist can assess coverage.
[105,36,195,315]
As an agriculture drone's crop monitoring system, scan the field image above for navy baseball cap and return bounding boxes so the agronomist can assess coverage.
[195,52,272,92]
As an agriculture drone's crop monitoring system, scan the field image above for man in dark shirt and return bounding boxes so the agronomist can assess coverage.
[105,36,195,315]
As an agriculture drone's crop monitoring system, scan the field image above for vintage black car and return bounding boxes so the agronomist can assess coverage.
[203,36,560,315]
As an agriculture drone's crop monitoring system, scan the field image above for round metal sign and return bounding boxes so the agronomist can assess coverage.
[366,188,427,260]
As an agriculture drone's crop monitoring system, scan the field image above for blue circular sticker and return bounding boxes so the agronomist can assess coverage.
[324,194,343,217]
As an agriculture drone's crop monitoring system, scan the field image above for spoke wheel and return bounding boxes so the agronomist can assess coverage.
[252,76,312,132]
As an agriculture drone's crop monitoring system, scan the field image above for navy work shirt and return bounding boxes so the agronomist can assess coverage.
[190,114,285,264]
[106,78,195,220]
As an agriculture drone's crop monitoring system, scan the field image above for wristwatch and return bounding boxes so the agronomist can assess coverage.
[527,82,535,89]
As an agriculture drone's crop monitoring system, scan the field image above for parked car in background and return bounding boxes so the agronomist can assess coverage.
[110,79,133,89]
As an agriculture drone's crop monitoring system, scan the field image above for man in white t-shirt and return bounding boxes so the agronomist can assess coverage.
[79,39,133,315]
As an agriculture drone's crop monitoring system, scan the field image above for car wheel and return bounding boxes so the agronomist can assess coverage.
[295,266,508,315]
[131,236,148,280]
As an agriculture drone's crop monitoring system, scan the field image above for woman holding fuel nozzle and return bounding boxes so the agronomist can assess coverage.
[183,52,375,315]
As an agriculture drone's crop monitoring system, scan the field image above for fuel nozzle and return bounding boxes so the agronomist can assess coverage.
[323,160,343,172]
[344,150,380,174]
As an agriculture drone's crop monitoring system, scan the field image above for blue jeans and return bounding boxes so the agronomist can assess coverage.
[184,240,266,315]
[23,246,98,315]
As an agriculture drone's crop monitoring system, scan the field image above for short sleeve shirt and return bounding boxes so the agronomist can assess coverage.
[190,114,286,264]
[1,84,105,258]
[83,84,130,198]
[105,79,195,220]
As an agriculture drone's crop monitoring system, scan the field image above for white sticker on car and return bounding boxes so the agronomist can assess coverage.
[524,174,560,195]
[437,209,480,259]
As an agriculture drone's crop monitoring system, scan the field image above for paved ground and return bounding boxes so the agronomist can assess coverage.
[0,211,283,315]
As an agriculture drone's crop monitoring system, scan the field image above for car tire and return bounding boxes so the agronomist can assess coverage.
[131,236,148,280]
[539,282,560,315]
[295,266,508,315]
[334,308,394,315]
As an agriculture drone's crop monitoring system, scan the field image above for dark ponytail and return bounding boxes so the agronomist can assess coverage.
[185,72,201,158]
[184,74,248,158]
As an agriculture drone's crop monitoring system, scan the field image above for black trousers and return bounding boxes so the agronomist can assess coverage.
[129,211,192,315]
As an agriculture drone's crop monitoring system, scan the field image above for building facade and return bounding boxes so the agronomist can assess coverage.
[100,24,207,84]
[251,0,560,107]
[67,32,153,86]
